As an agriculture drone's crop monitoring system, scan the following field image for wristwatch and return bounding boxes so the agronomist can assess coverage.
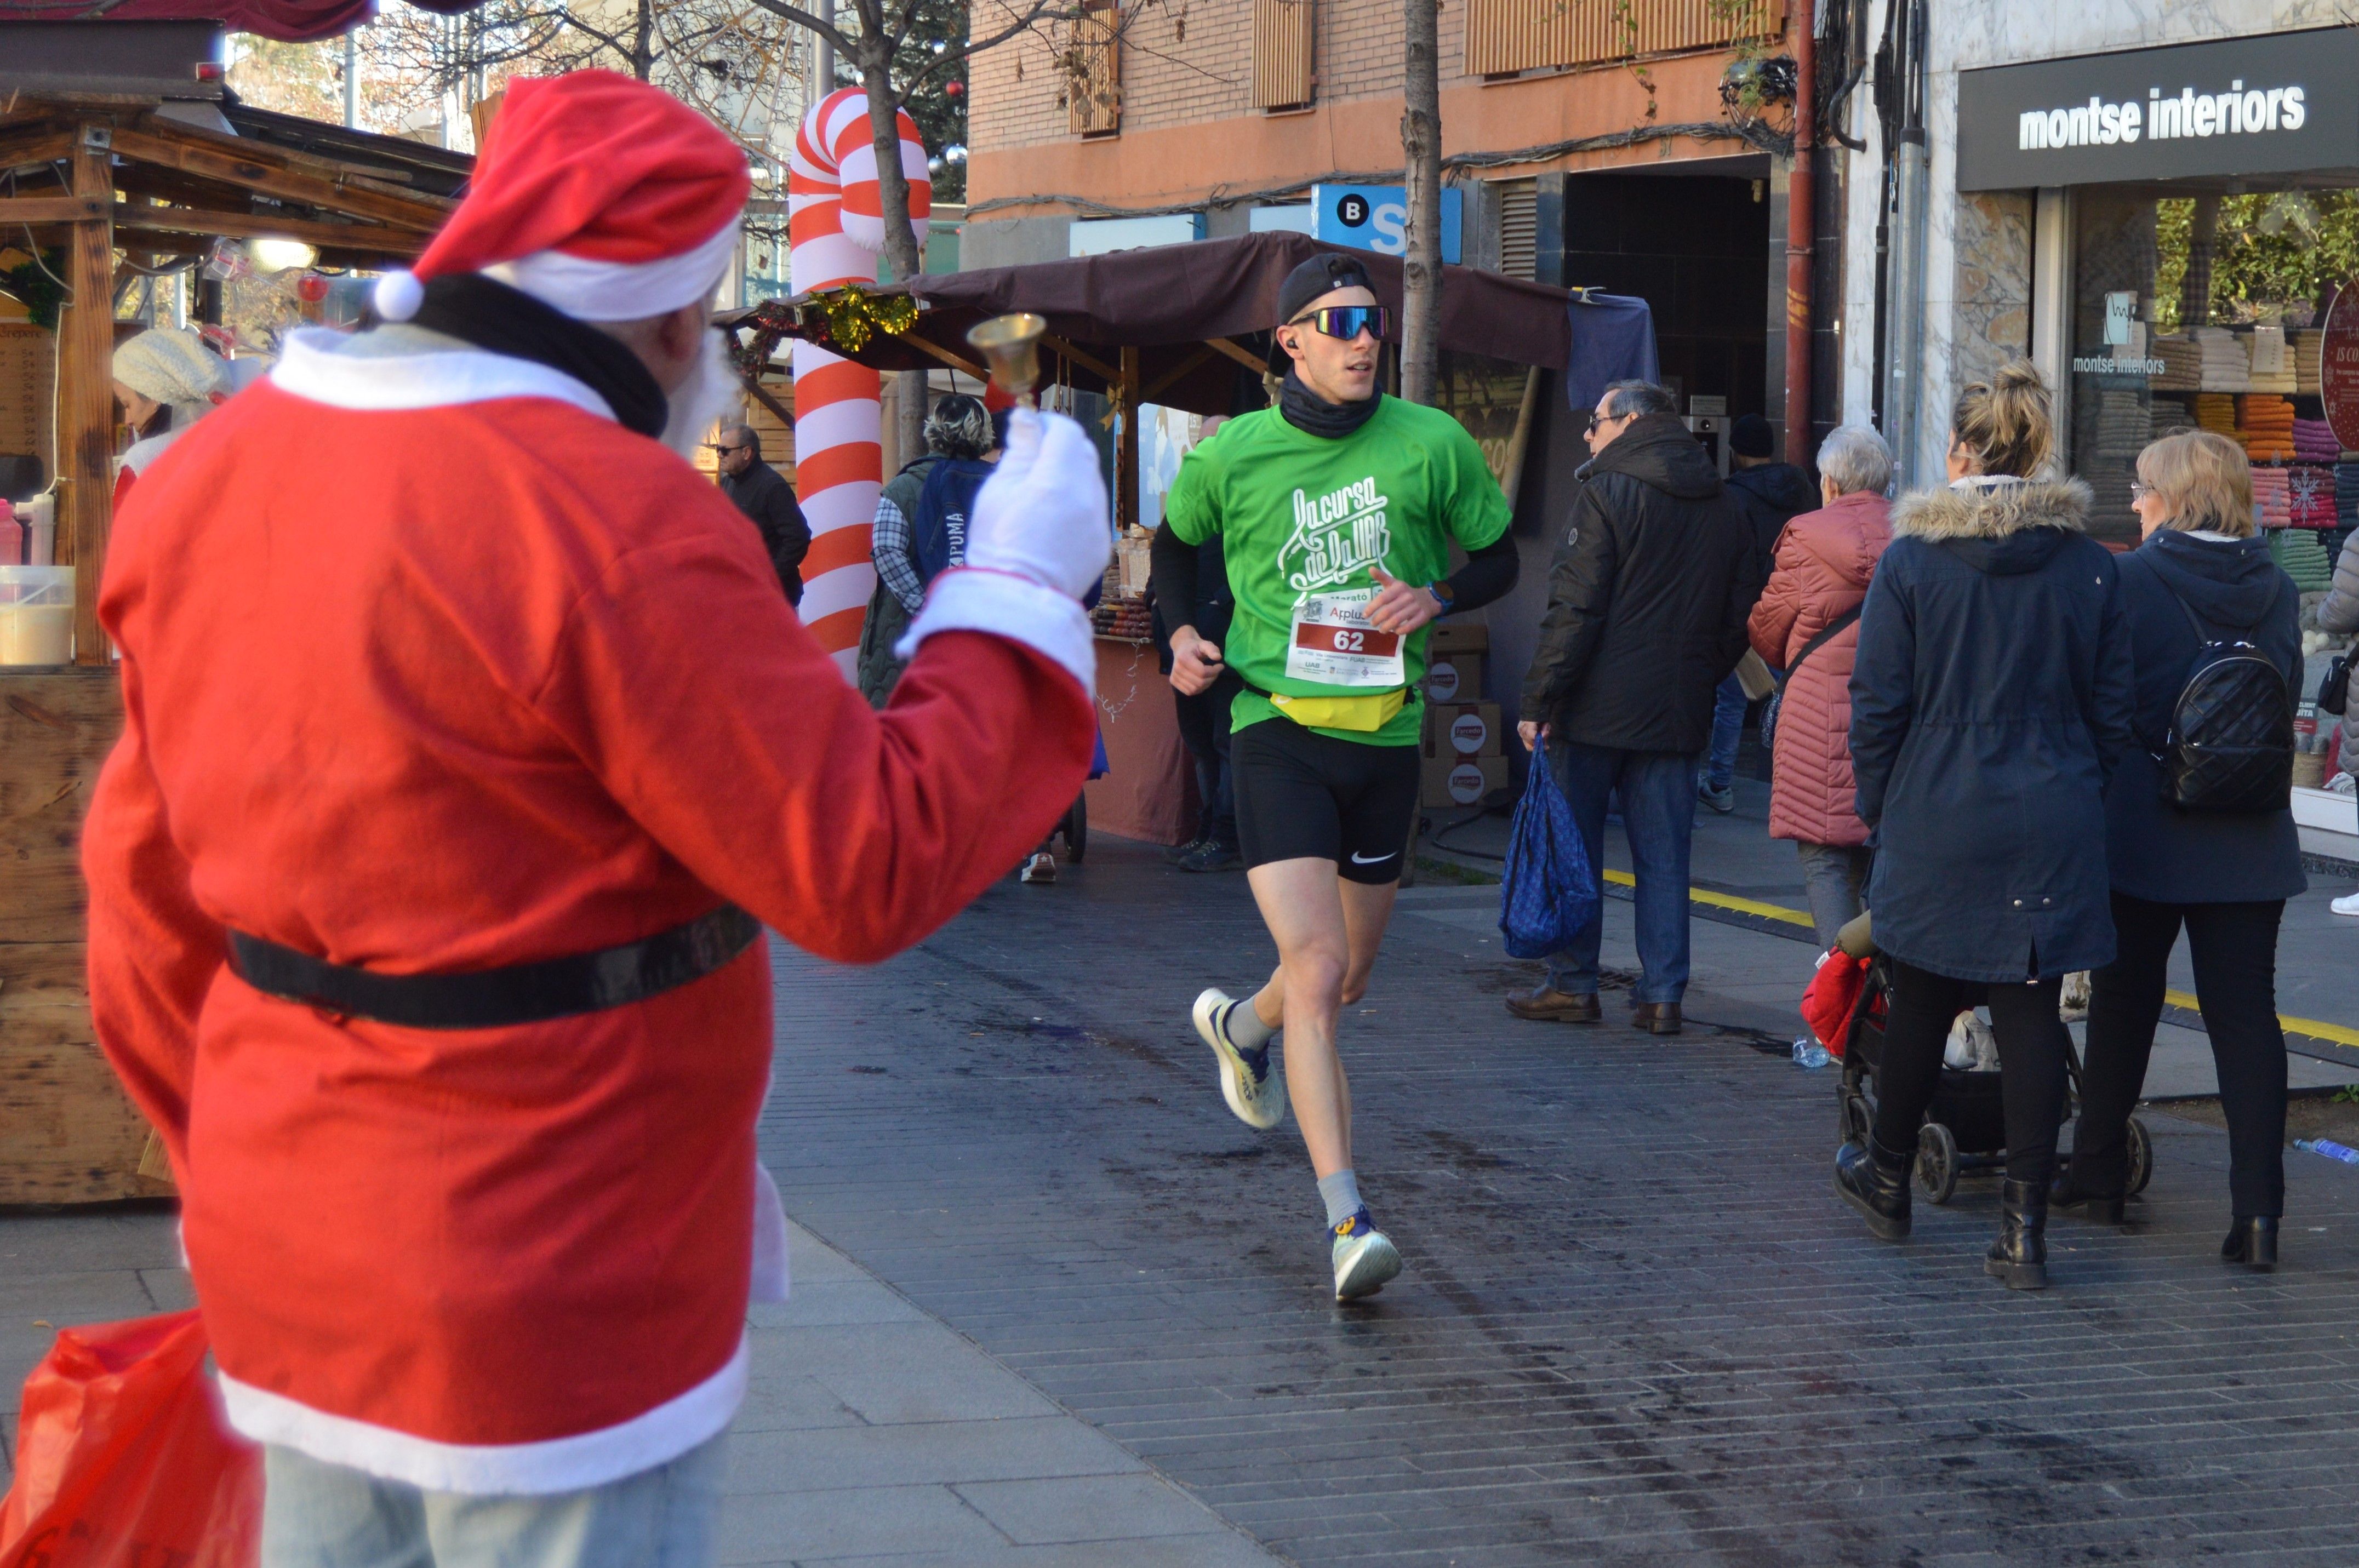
[1427,580,1455,615]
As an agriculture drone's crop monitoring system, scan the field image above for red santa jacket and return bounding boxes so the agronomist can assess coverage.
[82,328,1096,1494]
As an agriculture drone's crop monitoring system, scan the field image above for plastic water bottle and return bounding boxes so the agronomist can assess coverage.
[1792,1037,1831,1069]
[2294,1138,2359,1165]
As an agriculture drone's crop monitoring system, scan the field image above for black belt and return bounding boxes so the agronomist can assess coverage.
[226,905,762,1031]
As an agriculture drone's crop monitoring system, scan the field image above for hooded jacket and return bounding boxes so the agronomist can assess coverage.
[2317,531,2359,777]
[1522,413,1762,752]
[2105,529,2304,905]
[1726,460,1820,559]
[1850,477,2135,983]
[1748,488,1890,845]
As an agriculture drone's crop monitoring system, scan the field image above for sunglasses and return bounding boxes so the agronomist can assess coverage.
[1285,305,1391,341]
[709,443,751,455]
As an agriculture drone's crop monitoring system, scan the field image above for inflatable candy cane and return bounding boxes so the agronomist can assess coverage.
[787,86,931,673]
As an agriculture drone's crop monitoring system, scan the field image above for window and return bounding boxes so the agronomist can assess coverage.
[1252,0,1316,112]
[1067,1,1121,137]
[1464,0,1784,78]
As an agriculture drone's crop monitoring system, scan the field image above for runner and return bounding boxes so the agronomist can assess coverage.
[1152,253,1520,1300]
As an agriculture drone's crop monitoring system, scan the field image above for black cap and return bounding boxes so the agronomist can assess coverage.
[1276,253,1375,325]
[1730,413,1775,459]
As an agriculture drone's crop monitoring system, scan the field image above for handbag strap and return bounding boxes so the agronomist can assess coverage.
[1780,602,1863,687]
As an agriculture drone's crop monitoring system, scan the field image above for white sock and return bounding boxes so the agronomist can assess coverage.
[1226,997,1276,1050]
[1318,1169,1364,1229]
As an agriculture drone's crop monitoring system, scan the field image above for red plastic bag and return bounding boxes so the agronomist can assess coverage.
[0,1311,261,1568]
[1802,951,1871,1060]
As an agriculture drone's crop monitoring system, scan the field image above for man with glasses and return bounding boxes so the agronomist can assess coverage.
[1151,252,1520,1301]
[712,423,812,605]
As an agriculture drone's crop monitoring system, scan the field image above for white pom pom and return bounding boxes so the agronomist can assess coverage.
[373,270,424,323]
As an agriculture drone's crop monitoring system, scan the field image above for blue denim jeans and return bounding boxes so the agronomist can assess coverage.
[260,1432,729,1568]
[1701,673,1746,792]
[1545,741,1698,1004]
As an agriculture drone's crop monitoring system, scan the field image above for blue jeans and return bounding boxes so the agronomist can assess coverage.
[1545,741,1698,1005]
[1701,673,1746,792]
[261,1432,729,1568]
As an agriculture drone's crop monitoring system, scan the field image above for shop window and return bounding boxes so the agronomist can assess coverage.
[1067,1,1121,138]
[1251,0,1316,111]
[2067,182,2359,557]
[1464,0,1784,78]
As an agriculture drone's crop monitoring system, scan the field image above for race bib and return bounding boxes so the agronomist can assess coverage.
[1286,588,1406,688]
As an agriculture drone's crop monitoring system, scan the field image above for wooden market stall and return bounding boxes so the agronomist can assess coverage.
[0,92,458,1204]
[734,232,1583,844]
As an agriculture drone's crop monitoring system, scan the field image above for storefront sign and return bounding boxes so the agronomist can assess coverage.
[1312,185,1463,265]
[1957,28,2359,190]
[2321,283,2359,453]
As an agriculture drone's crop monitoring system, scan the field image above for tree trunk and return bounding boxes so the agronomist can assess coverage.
[632,0,655,79]
[860,48,930,473]
[1399,0,1443,406]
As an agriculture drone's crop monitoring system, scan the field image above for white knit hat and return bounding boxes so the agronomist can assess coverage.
[113,327,227,422]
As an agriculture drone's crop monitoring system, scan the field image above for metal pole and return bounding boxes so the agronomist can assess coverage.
[1880,0,1929,489]
[1781,0,1816,466]
[344,28,358,129]
[814,1,835,103]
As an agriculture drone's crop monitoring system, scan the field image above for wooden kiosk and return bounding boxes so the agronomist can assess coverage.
[0,94,458,1203]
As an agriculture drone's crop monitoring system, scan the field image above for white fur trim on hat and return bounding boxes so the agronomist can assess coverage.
[374,270,425,322]
[483,216,740,323]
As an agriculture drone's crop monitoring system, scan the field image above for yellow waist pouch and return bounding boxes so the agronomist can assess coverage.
[1267,689,1409,733]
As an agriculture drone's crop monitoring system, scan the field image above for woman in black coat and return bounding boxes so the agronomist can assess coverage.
[1836,360,2135,1290]
[2056,431,2303,1268]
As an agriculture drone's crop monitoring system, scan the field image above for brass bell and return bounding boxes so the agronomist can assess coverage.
[966,312,1047,408]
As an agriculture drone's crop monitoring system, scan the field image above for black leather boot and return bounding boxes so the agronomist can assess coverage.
[2049,1167,2126,1225]
[1985,1178,2049,1290]
[2221,1216,2278,1271]
[1835,1136,1913,1241]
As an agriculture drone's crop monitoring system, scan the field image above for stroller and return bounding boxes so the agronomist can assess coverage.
[1826,917,2152,1206]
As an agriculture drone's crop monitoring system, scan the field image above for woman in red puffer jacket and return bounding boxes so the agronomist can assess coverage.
[1747,425,1894,947]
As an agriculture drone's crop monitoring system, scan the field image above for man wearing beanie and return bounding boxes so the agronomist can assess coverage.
[82,71,1106,1564]
[1152,251,1518,1301]
[1699,412,1815,811]
[110,326,227,506]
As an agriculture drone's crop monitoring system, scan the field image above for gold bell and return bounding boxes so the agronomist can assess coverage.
[966,312,1047,408]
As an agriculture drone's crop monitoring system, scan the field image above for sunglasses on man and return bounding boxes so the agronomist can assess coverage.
[1284,304,1392,341]
[707,442,752,456]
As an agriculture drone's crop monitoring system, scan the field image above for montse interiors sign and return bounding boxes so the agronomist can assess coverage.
[1957,27,2359,190]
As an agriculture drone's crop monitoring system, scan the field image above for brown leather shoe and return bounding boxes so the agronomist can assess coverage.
[1631,1002,1683,1035]
[1505,985,1601,1023]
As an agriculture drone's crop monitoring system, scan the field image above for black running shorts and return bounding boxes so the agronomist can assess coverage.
[1232,718,1421,884]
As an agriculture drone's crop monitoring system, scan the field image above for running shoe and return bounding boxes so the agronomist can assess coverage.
[1192,987,1285,1130]
[2334,891,2359,918]
[1330,1209,1402,1302]
[1020,851,1057,884]
[1698,781,1735,814]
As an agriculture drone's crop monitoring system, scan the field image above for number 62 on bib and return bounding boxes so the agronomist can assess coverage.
[1287,589,1406,688]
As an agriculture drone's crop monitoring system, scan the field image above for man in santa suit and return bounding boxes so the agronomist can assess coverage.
[81,71,1105,1565]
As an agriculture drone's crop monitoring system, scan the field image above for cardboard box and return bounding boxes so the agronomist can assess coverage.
[1421,651,1485,703]
[1429,621,1490,655]
[1423,700,1503,758]
[1422,752,1510,809]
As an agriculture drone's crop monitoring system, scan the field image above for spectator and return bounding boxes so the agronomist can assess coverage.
[2315,526,2359,916]
[712,422,811,603]
[1508,379,1762,1034]
[1836,360,2134,1291]
[1154,416,1242,872]
[856,394,993,707]
[2061,431,2301,1269]
[1699,412,1818,812]
[112,327,226,508]
[1746,425,1893,947]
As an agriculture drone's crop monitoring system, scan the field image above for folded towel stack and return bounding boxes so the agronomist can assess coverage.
[2152,336,2202,391]
[2294,417,2341,463]
[2148,393,2195,433]
[2269,523,2334,590]
[2338,461,2359,529]
[2288,465,2337,527]
[2297,328,2325,394]
[2252,466,2292,527]
[2084,389,2152,531]
[2196,326,2252,392]
[2240,393,2297,461]
[2248,325,2296,393]
[2194,392,2240,434]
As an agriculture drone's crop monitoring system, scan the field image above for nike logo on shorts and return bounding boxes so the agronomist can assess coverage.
[1350,851,1398,865]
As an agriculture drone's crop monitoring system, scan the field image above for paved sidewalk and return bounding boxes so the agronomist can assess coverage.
[0,1214,1278,1567]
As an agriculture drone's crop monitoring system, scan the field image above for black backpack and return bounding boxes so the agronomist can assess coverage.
[2155,576,2293,814]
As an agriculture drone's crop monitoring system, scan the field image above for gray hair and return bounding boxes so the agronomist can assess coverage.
[1814,425,1892,497]
[1600,380,1677,420]
[722,422,759,460]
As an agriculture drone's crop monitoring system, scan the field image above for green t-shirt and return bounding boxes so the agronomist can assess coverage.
[1163,396,1512,745]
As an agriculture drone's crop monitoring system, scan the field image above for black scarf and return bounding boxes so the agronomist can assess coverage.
[391,273,670,439]
[1278,368,1382,440]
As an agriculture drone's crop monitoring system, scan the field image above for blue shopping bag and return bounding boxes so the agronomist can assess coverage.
[1498,746,1599,959]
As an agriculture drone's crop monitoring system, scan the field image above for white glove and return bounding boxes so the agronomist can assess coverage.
[963,407,1112,601]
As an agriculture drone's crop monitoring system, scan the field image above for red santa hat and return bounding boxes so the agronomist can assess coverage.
[375,71,752,325]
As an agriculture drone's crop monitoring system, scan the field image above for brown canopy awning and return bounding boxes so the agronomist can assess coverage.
[730,232,1577,419]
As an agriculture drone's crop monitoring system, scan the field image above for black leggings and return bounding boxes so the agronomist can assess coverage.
[2080,893,2286,1218]
[1871,957,2070,1187]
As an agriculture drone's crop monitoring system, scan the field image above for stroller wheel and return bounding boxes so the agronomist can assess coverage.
[1916,1122,1960,1205]
[2126,1116,2154,1197]
[1838,1089,1872,1151]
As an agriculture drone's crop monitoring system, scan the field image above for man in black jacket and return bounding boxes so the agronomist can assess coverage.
[1509,381,1762,1034]
[1699,413,1819,811]
[714,423,812,604]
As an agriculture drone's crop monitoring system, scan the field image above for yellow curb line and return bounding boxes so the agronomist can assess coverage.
[1604,865,2359,1051]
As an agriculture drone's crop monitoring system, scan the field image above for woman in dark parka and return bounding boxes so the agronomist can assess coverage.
[1835,360,2135,1290]
[2057,431,2302,1269]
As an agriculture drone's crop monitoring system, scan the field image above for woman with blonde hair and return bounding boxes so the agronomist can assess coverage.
[1836,359,2134,1290]
[2058,430,2301,1268]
